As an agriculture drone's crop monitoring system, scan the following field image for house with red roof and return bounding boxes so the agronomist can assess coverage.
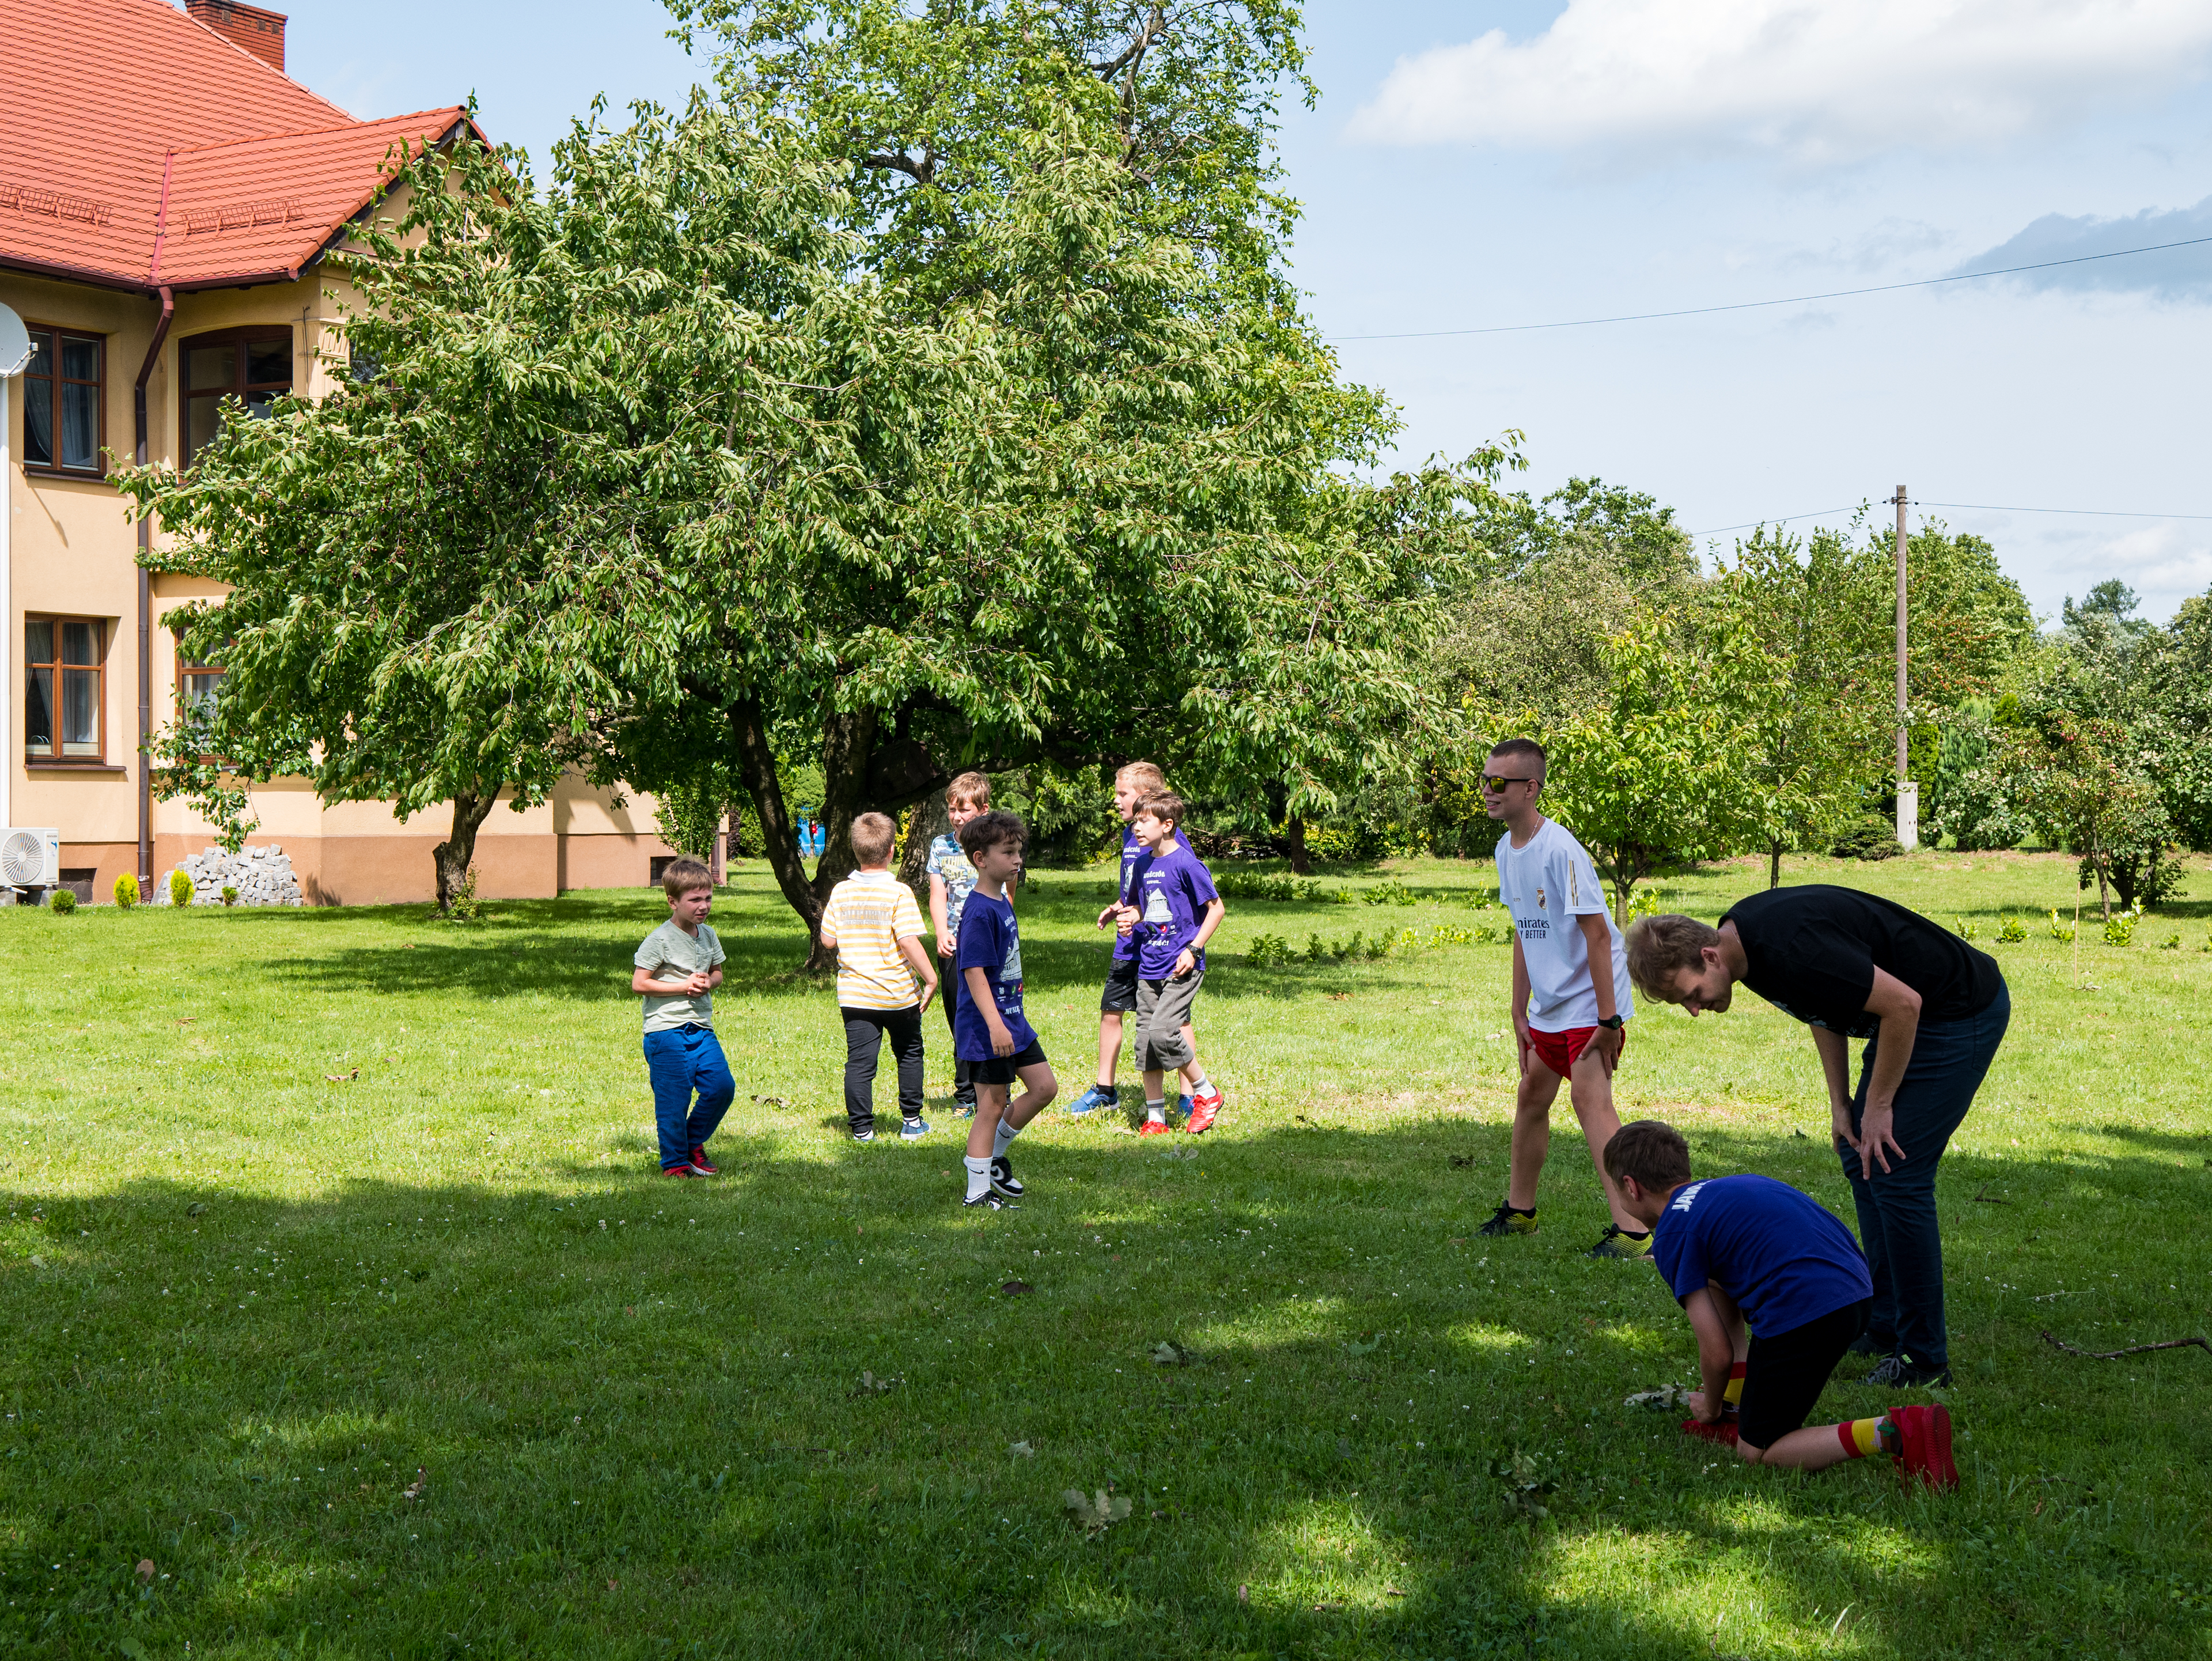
[2,0,675,903]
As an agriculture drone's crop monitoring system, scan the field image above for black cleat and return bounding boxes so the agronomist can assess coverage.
[1478,1203,1539,1238]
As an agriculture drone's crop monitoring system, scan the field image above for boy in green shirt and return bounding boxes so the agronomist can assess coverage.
[631,858,734,1177]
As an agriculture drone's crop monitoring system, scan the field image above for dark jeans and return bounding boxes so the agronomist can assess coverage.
[939,983,972,1095]
[1837,981,2010,1368]
[843,1005,925,1132]
[642,1024,735,1170]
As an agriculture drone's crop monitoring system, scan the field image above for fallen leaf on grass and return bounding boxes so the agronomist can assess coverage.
[1002,1280,1034,1296]
[402,1470,427,1499]
[1063,1488,1132,1535]
[1152,1340,1200,1367]
[1327,992,1353,1001]
[751,1095,786,1108]
[851,1371,902,1396]
[1625,1386,1691,1410]
[1448,1154,1475,1168]
[135,1559,155,1582]
[173,1017,195,1027]
[1387,1587,1407,1598]
[186,1202,204,1217]
[1343,1333,1382,1357]
[1314,1599,1346,1613]
[1237,1584,1249,1605]
[324,1068,359,1084]
[1009,1441,1035,1458]
[607,1578,619,1591]
[118,1640,151,1661]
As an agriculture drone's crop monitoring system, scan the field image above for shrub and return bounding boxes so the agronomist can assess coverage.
[221,885,239,907]
[2102,905,2141,947]
[169,869,193,907]
[1997,915,2027,944]
[1830,816,1904,861]
[1953,915,1976,940]
[2047,909,2075,943]
[1362,879,1417,907]
[2160,931,2183,950]
[50,888,77,913]
[1246,933,1293,968]
[445,868,484,922]
[113,873,138,909]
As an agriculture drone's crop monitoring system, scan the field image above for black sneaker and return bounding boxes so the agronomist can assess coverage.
[1478,1203,1539,1238]
[1846,1330,1895,1359]
[990,1155,1025,1199]
[1862,1355,1952,1389]
[1585,1224,1653,1261]
[851,1127,875,1143]
[964,1193,1015,1210]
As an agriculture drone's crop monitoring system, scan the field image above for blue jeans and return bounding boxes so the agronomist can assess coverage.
[642,1024,735,1170]
[1837,981,2010,1368]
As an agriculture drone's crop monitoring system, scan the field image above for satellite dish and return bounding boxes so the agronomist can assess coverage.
[0,303,29,377]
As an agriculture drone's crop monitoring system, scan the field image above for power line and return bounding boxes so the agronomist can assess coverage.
[1688,500,2212,539]
[1330,232,2212,342]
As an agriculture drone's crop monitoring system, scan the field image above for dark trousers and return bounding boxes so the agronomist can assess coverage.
[642,1024,736,1170]
[1837,981,2010,1368]
[940,986,972,1095]
[843,1005,925,1133]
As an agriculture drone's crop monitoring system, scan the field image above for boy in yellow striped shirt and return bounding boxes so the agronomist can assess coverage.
[819,812,940,1141]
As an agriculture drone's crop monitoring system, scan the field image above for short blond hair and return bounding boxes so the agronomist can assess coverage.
[1116,761,1166,797]
[946,771,992,811]
[661,857,712,901]
[850,812,897,866]
[1623,913,1721,1003]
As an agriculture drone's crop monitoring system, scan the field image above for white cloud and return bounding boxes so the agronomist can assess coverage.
[1953,196,2212,297]
[1350,1,2212,165]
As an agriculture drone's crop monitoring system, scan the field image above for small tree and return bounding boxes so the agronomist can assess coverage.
[1996,710,2166,921]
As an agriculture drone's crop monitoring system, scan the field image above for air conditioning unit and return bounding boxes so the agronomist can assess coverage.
[1,828,62,889]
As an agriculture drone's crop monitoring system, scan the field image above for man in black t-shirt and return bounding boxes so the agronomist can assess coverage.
[1624,887,2011,1388]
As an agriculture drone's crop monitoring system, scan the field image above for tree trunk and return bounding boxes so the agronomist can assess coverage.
[899,787,949,898]
[2093,849,2111,922]
[433,787,501,915]
[728,694,822,953]
[726,695,882,971]
[1769,839,1784,891]
[1285,813,1311,876]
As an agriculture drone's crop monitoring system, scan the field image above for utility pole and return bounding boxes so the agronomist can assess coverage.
[1893,484,1917,852]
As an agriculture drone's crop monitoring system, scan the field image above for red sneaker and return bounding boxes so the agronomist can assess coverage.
[1139,1119,1172,1136]
[687,1147,719,1176]
[660,1163,695,1178]
[1681,1416,1738,1446]
[1185,1086,1222,1135]
[1889,1403,1957,1489]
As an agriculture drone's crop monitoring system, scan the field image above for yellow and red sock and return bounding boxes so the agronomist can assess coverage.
[1724,1362,1746,1408]
[1835,1416,1886,1459]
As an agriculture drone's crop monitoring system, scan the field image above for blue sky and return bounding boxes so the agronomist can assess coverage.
[271,0,2212,623]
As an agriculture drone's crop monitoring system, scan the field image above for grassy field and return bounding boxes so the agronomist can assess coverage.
[2,847,2209,1659]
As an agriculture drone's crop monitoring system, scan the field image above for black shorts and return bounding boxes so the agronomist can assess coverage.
[969,1038,1049,1086]
[1738,1299,1870,1451]
[1101,956,1141,1013]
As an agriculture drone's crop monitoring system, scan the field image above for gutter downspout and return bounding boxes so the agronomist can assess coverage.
[135,152,175,896]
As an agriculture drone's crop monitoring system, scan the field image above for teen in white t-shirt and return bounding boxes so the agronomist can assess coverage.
[1479,738,1650,1259]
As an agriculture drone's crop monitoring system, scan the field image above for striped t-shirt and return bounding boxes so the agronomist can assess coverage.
[820,870,926,1010]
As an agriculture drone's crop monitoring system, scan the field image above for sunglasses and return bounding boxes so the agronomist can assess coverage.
[1480,774,1537,792]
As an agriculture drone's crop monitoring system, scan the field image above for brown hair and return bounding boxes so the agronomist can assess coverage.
[661,857,713,901]
[946,771,992,810]
[1134,792,1186,828]
[850,811,897,866]
[1489,736,1546,778]
[1623,913,1721,1002]
[1604,1119,1692,1191]
[1116,761,1167,797]
[957,809,1027,860]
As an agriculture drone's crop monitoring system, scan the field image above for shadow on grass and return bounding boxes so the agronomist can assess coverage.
[3,1112,2206,1658]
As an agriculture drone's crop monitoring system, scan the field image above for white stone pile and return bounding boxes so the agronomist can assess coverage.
[155,844,305,907]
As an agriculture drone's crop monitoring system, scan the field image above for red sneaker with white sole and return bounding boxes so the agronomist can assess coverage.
[1185,1086,1223,1135]
[1889,1403,1957,1489]
[1139,1119,1172,1136]
[660,1163,695,1178]
[687,1147,719,1176]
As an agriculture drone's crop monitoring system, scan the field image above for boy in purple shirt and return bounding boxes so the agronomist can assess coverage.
[952,811,1058,1208]
[1604,1120,1957,1487]
[1126,793,1226,1135]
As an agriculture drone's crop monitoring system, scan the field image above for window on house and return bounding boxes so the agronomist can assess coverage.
[22,327,105,475]
[179,654,226,718]
[25,617,107,761]
[180,327,292,465]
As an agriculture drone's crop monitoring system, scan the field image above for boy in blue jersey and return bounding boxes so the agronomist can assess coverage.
[1604,1120,1958,1487]
[1069,762,1222,1129]
[1127,793,1226,1134]
[953,811,1058,1208]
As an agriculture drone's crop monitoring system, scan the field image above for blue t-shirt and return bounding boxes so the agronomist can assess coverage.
[1132,844,1220,979]
[1114,824,1194,962]
[1650,1174,1872,1336]
[953,891,1037,1060]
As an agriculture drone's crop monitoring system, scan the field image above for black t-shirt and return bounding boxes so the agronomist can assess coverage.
[1721,886,2004,1039]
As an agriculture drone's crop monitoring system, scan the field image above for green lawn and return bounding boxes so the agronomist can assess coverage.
[3,849,2209,1658]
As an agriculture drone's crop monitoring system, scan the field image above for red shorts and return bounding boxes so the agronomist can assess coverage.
[1525,1024,1623,1077]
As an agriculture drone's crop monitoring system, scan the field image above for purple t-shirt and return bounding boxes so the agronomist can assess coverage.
[1114,823,1194,963]
[953,891,1037,1060]
[1132,843,1220,979]
[1651,1174,1872,1336]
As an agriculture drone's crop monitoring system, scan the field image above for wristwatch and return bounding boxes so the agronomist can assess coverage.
[1596,1015,1626,1030]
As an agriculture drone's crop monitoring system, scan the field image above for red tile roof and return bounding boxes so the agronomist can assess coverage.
[0,0,480,292]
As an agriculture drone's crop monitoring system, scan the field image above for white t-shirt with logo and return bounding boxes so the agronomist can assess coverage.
[1494,817,1634,1032]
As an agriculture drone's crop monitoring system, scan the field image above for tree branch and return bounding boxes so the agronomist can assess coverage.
[2041,1330,2211,1360]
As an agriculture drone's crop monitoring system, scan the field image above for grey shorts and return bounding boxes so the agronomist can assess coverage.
[1135,970,1203,1070]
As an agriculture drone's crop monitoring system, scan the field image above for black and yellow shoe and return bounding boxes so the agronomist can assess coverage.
[1478,1202,1540,1238]
[1586,1224,1653,1261]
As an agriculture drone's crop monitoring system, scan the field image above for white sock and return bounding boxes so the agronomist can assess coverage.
[1146,1099,1166,1124]
[1185,1070,1210,1096]
[963,1155,992,1201]
[993,1118,1021,1160]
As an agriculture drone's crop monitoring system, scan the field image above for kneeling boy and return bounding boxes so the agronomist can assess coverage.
[953,811,1058,1207]
[1604,1119,1957,1487]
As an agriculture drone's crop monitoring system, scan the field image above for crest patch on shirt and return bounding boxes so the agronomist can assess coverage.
[1536,886,1547,910]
